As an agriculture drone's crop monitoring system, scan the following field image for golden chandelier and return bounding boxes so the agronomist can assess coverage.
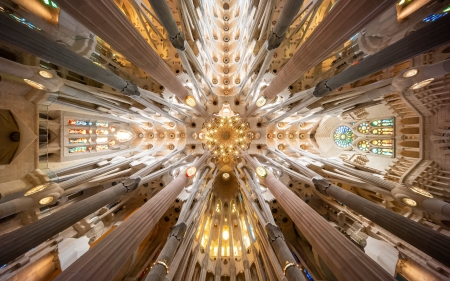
[201,116,250,163]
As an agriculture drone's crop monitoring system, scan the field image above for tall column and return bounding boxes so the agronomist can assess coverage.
[239,171,304,281]
[0,178,139,265]
[294,149,397,190]
[242,0,304,101]
[240,149,395,280]
[53,153,210,280]
[313,177,450,268]
[56,0,199,111]
[314,15,450,97]
[246,0,397,116]
[145,168,211,281]
[262,172,395,280]
[0,12,186,122]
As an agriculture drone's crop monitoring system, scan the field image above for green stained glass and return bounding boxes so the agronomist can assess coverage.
[371,118,394,127]
[333,126,354,148]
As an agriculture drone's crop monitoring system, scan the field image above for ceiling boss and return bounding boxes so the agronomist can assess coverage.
[201,103,251,163]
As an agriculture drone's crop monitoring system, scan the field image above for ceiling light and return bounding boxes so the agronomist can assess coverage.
[410,78,434,90]
[256,96,267,107]
[39,70,54,79]
[24,184,48,196]
[186,166,197,178]
[24,79,46,90]
[39,196,54,205]
[401,197,417,207]
[222,173,230,180]
[402,69,418,78]
[185,95,197,107]
[256,166,268,178]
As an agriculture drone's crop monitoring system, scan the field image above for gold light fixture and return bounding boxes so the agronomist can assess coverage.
[402,69,418,78]
[39,70,54,79]
[24,184,48,196]
[202,116,250,162]
[222,173,230,180]
[256,95,267,107]
[186,166,197,178]
[24,79,46,90]
[410,78,434,90]
[410,186,433,198]
[401,197,417,207]
[39,196,54,205]
[185,95,197,107]
[256,166,268,178]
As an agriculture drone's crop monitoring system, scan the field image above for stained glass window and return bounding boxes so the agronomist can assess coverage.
[68,146,87,153]
[96,121,108,127]
[371,118,394,127]
[358,123,369,134]
[96,145,109,151]
[371,128,394,135]
[69,129,88,135]
[68,119,92,126]
[68,138,88,144]
[370,139,393,147]
[370,147,393,156]
[357,140,370,152]
[333,126,354,148]
[96,129,109,135]
[96,137,108,143]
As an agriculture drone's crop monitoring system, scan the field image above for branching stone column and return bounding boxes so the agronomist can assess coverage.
[243,0,304,109]
[147,0,209,114]
[54,152,210,280]
[145,168,214,281]
[0,13,183,123]
[0,178,140,265]
[314,15,450,98]
[239,168,304,281]
[246,0,397,117]
[56,0,204,115]
[241,152,395,280]
[313,177,450,268]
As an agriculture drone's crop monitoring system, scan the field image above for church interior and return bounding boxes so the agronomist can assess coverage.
[0,0,450,280]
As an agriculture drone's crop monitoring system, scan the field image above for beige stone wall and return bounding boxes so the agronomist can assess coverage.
[0,78,36,183]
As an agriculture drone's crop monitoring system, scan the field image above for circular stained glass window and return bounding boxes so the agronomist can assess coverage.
[333,126,354,148]
[358,123,369,134]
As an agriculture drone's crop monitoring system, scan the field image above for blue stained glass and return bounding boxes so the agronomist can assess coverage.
[423,12,448,22]
[333,126,354,148]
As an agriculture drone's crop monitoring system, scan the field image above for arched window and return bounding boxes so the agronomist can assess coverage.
[333,125,354,148]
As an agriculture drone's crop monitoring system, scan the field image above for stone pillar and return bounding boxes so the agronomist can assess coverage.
[0,13,128,92]
[0,179,138,265]
[59,151,149,190]
[53,151,209,280]
[313,177,450,268]
[56,0,190,103]
[145,168,211,281]
[266,224,306,281]
[263,173,395,280]
[145,223,187,280]
[295,149,397,190]
[246,0,397,116]
[314,14,450,97]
